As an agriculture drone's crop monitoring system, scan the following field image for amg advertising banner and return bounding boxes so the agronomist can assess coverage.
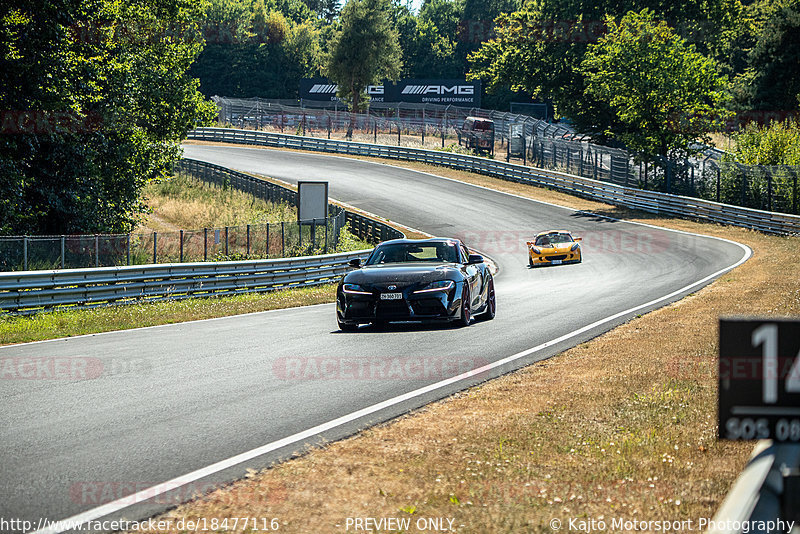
[386,79,481,107]
[300,78,384,103]
[299,78,481,107]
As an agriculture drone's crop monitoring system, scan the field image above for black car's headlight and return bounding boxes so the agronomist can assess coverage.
[343,283,371,295]
[413,280,455,294]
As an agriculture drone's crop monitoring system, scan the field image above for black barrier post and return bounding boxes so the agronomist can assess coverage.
[246,224,250,256]
[716,167,721,202]
[22,236,28,270]
[126,234,130,266]
[61,236,65,269]
[225,226,229,256]
[421,108,425,146]
[203,228,208,261]
[180,230,184,263]
[768,173,773,212]
[266,223,270,257]
[153,232,157,264]
[281,222,285,256]
[324,219,328,254]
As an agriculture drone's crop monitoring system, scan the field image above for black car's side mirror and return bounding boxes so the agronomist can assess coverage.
[467,254,484,265]
[348,258,362,268]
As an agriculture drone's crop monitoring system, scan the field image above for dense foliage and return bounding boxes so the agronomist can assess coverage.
[725,119,800,165]
[1,0,216,235]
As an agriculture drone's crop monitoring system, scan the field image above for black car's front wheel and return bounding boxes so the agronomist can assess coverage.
[337,312,358,332]
[456,286,471,327]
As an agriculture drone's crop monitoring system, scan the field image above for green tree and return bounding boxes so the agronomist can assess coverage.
[733,0,800,111]
[0,0,216,235]
[581,10,728,161]
[189,0,322,98]
[468,0,742,133]
[326,0,402,123]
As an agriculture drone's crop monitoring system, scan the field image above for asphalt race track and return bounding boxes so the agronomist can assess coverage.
[0,144,750,533]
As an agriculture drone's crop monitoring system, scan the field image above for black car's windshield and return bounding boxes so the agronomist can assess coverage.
[535,233,573,247]
[366,243,459,265]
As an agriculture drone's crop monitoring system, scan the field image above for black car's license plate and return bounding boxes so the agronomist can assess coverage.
[380,293,403,300]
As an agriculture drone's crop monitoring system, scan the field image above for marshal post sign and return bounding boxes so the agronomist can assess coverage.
[299,78,481,107]
[718,318,800,441]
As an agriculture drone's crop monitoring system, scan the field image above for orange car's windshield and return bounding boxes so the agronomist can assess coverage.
[535,233,573,247]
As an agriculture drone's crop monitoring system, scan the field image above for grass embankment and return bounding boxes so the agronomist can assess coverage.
[139,174,297,232]
[107,144,796,533]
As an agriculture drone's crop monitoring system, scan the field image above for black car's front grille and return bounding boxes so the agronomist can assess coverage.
[411,298,447,316]
[376,300,411,318]
[546,254,568,261]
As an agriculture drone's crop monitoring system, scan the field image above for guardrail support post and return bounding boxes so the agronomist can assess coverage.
[180,229,184,263]
[61,235,65,269]
[225,226,229,256]
[153,231,157,264]
[203,228,208,261]
[266,223,270,257]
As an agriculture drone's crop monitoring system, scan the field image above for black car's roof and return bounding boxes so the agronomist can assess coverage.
[377,237,463,246]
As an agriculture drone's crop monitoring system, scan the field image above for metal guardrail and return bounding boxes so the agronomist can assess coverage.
[710,441,800,533]
[0,251,369,314]
[188,127,800,235]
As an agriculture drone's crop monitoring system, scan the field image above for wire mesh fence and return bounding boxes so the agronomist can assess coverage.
[210,97,800,216]
[1,162,347,272]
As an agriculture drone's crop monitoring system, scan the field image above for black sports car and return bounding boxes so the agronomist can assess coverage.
[336,238,496,331]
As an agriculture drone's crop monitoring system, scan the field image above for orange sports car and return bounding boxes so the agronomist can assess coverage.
[526,230,583,267]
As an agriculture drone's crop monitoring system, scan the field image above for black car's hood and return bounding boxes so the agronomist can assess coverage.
[344,262,460,286]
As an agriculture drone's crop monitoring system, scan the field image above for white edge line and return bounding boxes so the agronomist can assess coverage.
[33,241,751,534]
[33,145,755,533]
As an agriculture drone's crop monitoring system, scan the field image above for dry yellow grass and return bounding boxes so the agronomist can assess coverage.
[123,142,800,533]
[139,175,297,232]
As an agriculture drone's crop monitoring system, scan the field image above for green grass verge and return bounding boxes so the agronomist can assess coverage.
[0,284,337,346]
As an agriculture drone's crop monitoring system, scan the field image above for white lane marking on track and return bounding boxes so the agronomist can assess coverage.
[34,245,751,534]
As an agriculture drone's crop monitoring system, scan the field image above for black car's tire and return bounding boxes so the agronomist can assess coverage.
[456,286,471,327]
[338,316,358,332]
[479,276,496,320]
